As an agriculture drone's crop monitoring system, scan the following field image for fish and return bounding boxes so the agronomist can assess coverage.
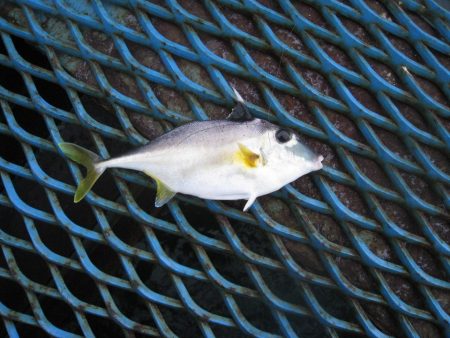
[59,89,324,211]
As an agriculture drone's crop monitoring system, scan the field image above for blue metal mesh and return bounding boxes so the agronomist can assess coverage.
[0,0,449,336]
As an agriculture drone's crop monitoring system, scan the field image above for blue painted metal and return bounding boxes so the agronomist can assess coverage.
[0,0,449,337]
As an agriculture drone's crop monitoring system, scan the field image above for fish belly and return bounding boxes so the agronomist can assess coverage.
[164,163,255,200]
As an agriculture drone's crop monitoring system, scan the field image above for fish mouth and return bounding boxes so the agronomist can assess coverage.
[314,155,324,170]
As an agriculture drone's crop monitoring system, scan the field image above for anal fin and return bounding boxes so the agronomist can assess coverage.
[145,172,176,207]
[155,179,176,207]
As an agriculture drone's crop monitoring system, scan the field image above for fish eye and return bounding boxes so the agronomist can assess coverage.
[275,129,292,143]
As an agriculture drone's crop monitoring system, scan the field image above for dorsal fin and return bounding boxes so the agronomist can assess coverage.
[227,103,253,122]
[227,87,253,122]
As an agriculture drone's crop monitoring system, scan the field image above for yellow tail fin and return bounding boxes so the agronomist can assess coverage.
[59,143,105,202]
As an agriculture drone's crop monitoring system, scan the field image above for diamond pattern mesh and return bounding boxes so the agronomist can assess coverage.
[0,0,448,336]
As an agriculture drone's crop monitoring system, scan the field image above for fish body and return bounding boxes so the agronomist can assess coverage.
[59,94,323,211]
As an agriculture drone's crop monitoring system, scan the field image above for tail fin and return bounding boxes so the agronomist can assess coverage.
[59,143,105,202]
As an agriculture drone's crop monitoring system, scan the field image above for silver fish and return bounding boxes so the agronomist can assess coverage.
[59,89,323,211]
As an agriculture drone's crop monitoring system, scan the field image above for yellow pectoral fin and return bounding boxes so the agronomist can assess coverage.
[235,143,261,168]
[145,172,176,207]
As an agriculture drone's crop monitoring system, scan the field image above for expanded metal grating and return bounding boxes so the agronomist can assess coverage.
[0,0,449,336]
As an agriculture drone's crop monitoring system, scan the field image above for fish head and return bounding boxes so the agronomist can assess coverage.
[258,122,324,182]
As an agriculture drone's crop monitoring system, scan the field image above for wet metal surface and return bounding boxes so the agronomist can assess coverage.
[0,0,449,337]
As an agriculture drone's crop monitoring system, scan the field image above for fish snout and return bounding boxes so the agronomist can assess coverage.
[313,155,324,170]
